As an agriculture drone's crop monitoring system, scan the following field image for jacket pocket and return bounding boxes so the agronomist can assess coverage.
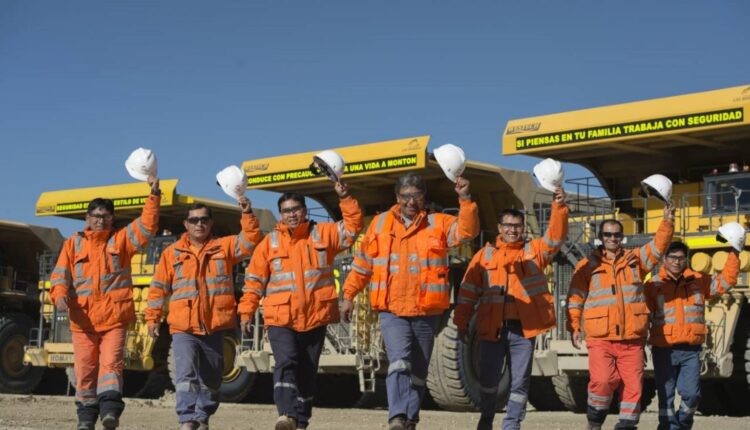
[262,291,292,327]
[476,303,502,339]
[583,306,610,338]
[532,293,556,327]
[312,286,339,326]
[625,302,650,339]
[167,299,192,332]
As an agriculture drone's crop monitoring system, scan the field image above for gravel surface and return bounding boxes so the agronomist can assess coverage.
[0,394,747,429]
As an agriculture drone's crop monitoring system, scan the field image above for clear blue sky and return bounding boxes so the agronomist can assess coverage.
[1,1,748,236]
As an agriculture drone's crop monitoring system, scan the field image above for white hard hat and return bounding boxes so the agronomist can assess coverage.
[310,150,345,182]
[216,165,247,200]
[125,148,158,181]
[716,222,746,252]
[434,144,466,183]
[533,158,564,193]
[640,174,672,202]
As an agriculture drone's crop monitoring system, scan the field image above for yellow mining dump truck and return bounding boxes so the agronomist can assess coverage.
[502,84,750,415]
[236,135,555,410]
[24,179,277,401]
[0,220,64,393]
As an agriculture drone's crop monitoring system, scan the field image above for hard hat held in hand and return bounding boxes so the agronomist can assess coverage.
[640,174,672,202]
[533,158,564,192]
[434,144,466,183]
[716,222,746,252]
[216,165,247,200]
[309,150,345,182]
[125,148,158,181]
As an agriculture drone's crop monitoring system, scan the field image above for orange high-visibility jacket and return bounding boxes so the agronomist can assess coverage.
[50,194,161,332]
[566,219,674,341]
[145,212,262,335]
[238,197,363,332]
[454,201,568,340]
[645,251,739,347]
[343,198,479,317]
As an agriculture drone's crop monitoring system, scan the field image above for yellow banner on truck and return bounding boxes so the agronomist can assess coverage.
[242,136,429,189]
[502,85,750,155]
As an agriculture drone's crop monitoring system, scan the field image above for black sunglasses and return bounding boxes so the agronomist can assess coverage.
[601,232,624,239]
[186,216,211,225]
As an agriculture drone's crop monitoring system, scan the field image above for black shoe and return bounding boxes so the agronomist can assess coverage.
[76,423,95,430]
[101,414,119,429]
[388,416,406,430]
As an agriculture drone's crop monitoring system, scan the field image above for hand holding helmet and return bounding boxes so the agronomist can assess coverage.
[717,222,746,252]
[640,174,673,203]
[216,165,248,201]
[125,148,158,181]
[434,144,466,183]
[454,176,471,200]
[310,150,345,183]
[533,158,564,193]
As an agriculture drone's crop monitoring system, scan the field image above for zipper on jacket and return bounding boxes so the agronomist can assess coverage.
[614,262,626,340]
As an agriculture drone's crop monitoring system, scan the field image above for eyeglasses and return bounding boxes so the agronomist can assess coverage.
[500,223,524,230]
[601,232,624,239]
[665,255,687,263]
[398,192,425,202]
[280,206,305,215]
[186,216,211,225]
[87,213,113,221]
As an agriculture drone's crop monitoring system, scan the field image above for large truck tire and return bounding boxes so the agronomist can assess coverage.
[721,305,750,416]
[0,314,44,393]
[551,373,588,413]
[528,376,566,411]
[426,311,510,412]
[167,330,256,403]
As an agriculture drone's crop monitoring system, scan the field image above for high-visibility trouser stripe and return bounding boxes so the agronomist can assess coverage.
[304,267,333,278]
[266,284,294,295]
[420,257,449,267]
[509,392,528,404]
[206,275,231,286]
[568,288,588,300]
[480,385,498,394]
[242,286,264,296]
[297,396,314,403]
[270,272,295,284]
[620,401,640,412]
[75,388,97,405]
[447,221,458,247]
[684,305,704,314]
[207,286,234,297]
[679,402,697,415]
[235,232,256,258]
[148,298,164,308]
[422,283,450,293]
[659,408,675,417]
[305,276,334,290]
[623,295,645,304]
[619,412,640,421]
[171,290,199,301]
[173,279,197,290]
[150,279,170,292]
[96,373,122,395]
[101,279,132,294]
[200,383,220,395]
[621,284,643,294]
[460,282,481,295]
[388,359,410,374]
[457,296,477,304]
[685,316,705,324]
[275,382,298,390]
[411,375,426,388]
[176,382,199,393]
[351,262,372,276]
[584,297,617,309]
[245,273,268,284]
[588,392,611,410]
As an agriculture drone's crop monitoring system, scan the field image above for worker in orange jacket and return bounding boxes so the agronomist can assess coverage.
[145,196,261,430]
[51,176,161,430]
[341,172,479,430]
[238,181,362,430]
[454,187,568,430]
[566,202,674,430]
[645,241,740,430]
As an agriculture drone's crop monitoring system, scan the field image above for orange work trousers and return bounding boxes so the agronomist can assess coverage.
[72,326,127,423]
[586,339,644,429]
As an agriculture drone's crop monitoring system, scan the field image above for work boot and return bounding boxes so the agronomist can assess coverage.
[196,422,209,430]
[101,414,119,429]
[405,420,417,430]
[477,416,493,430]
[275,416,297,430]
[388,416,406,430]
[76,422,94,430]
[585,423,602,430]
[179,422,197,430]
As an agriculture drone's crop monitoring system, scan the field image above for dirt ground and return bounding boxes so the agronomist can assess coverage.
[0,394,747,430]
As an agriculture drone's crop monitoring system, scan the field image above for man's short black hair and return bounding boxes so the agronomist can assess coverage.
[498,209,525,224]
[278,193,306,211]
[598,219,624,236]
[87,198,114,215]
[666,241,689,256]
[185,202,212,219]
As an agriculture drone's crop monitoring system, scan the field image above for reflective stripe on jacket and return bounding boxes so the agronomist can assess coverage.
[343,198,479,317]
[454,201,568,340]
[645,251,738,347]
[238,197,363,331]
[566,219,674,341]
[50,194,160,332]
[145,212,262,335]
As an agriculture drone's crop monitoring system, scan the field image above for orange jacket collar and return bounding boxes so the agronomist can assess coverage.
[388,204,426,230]
[80,228,113,243]
[275,220,312,239]
[494,235,525,250]
[174,232,221,254]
